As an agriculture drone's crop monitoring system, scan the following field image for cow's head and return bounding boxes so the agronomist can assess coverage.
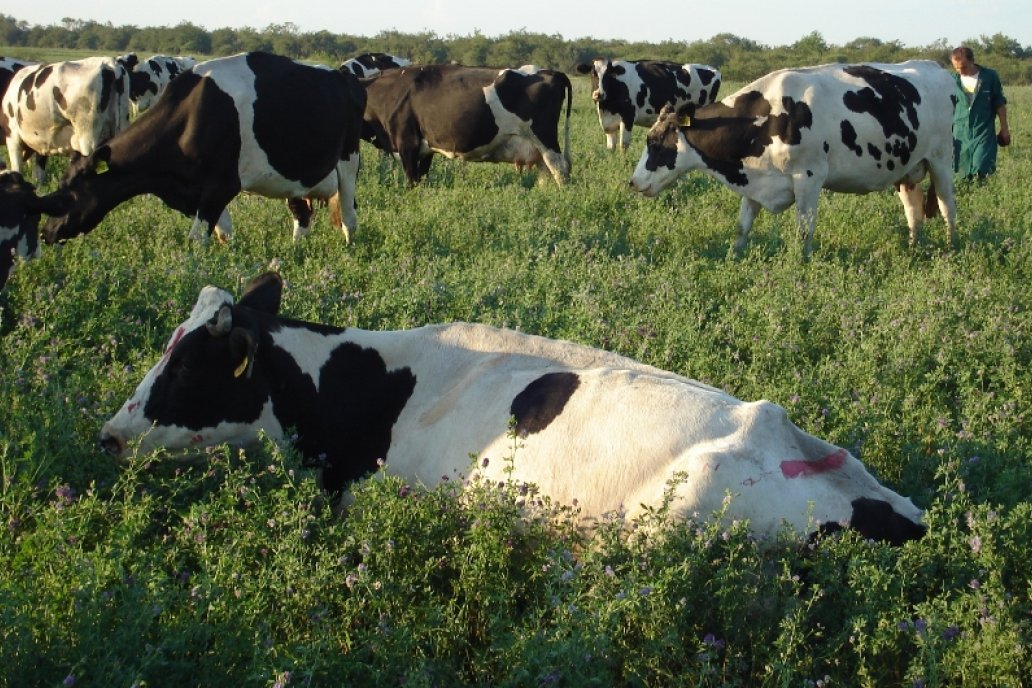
[100,272,285,457]
[629,104,691,197]
[41,146,124,244]
[0,171,71,290]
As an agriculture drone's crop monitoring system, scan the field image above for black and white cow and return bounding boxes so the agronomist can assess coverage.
[41,52,366,245]
[361,64,572,185]
[0,171,69,291]
[339,52,410,79]
[629,61,958,255]
[0,57,41,177]
[99,272,926,545]
[575,59,721,151]
[1,57,132,180]
[129,54,198,114]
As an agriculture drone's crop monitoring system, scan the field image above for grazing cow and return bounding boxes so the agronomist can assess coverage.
[1,57,132,179]
[629,61,958,255]
[0,171,69,291]
[129,54,198,114]
[339,52,410,79]
[361,64,572,185]
[575,59,721,151]
[99,272,926,545]
[41,52,366,245]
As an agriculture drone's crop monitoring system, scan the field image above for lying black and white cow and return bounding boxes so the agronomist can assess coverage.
[41,52,366,245]
[575,59,721,151]
[629,61,958,255]
[0,171,68,291]
[1,56,132,179]
[339,52,410,79]
[361,64,572,185]
[129,54,198,114]
[99,272,926,545]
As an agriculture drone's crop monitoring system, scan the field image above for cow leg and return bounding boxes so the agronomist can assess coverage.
[539,150,570,187]
[619,122,633,152]
[927,157,958,247]
[188,214,207,243]
[734,198,762,253]
[896,183,925,247]
[287,198,314,241]
[213,209,233,243]
[336,153,359,243]
[5,133,26,176]
[605,131,618,151]
[793,179,823,257]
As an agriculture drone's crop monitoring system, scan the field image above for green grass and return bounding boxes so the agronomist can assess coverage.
[1,79,1030,687]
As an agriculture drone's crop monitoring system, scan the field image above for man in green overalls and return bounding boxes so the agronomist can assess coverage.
[951,46,1011,180]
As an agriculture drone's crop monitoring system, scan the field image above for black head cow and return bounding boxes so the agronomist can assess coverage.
[41,52,366,245]
[575,58,722,151]
[629,61,959,256]
[360,64,572,186]
[0,171,69,291]
[99,272,926,545]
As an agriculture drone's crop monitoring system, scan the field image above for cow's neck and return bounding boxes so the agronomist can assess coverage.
[259,320,418,493]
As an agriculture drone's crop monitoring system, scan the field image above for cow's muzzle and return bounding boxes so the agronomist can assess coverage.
[99,430,127,457]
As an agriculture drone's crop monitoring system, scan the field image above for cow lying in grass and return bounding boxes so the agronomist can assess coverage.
[99,272,925,545]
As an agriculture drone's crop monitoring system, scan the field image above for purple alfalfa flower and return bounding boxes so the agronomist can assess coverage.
[942,625,960,642]
[702,633,726,650]
[63,675,75,687]
[914,618,927,636]
[969,535,983,554]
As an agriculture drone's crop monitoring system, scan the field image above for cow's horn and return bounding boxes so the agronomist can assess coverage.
[206,305,233,337]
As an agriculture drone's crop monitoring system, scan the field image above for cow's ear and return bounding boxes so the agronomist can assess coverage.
[229,327,257,379]
[238,272,283,315]
[92,146,113,174]
[33,189,74,217]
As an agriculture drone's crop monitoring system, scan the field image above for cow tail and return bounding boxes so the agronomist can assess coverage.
[924,180,939,220]
[561,72,573,170]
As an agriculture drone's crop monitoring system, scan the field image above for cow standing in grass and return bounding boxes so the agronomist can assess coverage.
[40,52,366,245]
[1,56,131,182]
[99,272,926,545]
[576,59,722,151]
[629,61,958,255]
[360,64,572,186]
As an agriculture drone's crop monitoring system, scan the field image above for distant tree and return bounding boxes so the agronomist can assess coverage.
[0,13,29,45]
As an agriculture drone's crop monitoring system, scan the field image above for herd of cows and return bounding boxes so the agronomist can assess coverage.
[0,48,958,546]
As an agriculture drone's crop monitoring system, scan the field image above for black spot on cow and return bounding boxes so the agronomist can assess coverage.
[847,497,926,545]
[806,170,813,177]
[510,371,580,437]
[51,86,66,110]
[823,141,830,153]
[866,143,882,160]
[840,120,862,156]
[248,51,365,187]
[842,65,921,166]
[98,66,114,112]
[31,66,52,90]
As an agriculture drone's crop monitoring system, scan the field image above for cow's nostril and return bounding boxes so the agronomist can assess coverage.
[99,432,126,456]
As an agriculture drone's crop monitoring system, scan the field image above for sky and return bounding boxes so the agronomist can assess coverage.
[10,0,1031,49]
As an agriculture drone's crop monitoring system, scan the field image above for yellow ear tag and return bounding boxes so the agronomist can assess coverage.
[233,356,249,378]
[95,160,109,174]
[679,116,692,127]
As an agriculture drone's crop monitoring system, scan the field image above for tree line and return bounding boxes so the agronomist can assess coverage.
[3,14,1032,84]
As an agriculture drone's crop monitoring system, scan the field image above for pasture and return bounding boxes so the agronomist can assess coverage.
[1,68,1031,686]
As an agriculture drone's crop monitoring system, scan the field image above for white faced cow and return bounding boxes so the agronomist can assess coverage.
[129,54,198,114]
[41,52,365,245]
[361,64,572,186]
[1,57,131,181]
[629,61,959,256]
[0,171,69,291]
[575,59,722,151]
[339,52,410,79]
[99,272,926,545]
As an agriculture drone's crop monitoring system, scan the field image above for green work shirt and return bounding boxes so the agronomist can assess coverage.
[953,65,1007,177]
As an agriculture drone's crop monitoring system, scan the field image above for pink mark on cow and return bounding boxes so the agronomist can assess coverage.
[191,434,204,444]
[780,449,847,479]
[127,401,140,413]
[163,327,186,359]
